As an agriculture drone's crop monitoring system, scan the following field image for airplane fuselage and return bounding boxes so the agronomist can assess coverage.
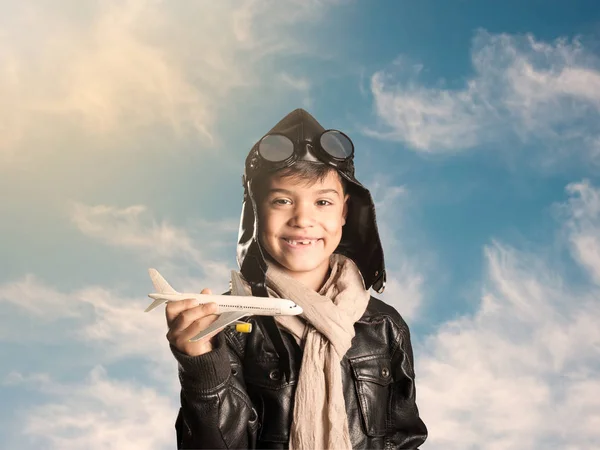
[147,293,302,316]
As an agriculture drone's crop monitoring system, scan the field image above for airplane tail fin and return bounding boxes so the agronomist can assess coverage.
[148,268,178,294]
[145,269,179,313]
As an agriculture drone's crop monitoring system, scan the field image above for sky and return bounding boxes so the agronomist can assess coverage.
[1,0,600,448]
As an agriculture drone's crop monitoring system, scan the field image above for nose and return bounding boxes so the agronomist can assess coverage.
[290,202,314,228]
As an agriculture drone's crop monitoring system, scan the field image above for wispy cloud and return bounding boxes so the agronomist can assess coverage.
[379,266,423,321]
[417,180,600,449]
[74,285,172,365]
[367,30,600,169]
[68,201,233,291]
[0,275,80,321]
[279,73,311,92]
[560,179,600,284]
[69,202,203,263]
[0,1,221,158]
[0,274,179,449]
[0,275,170,369]
[369,176,426,320]
[65,199,235,382]
[232,0,345,52]
[8,366,177,450]
[0,274,81,343]
[2,201,240,384]
[0,0,347,164]
[2,198,239,349]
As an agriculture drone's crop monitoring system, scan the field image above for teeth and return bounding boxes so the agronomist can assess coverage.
[286,239,317,245]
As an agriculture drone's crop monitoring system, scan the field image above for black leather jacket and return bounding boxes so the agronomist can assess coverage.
[172,296,427,449]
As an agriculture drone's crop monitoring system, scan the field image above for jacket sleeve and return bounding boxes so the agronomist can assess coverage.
[172,331,259,449]
[385,322,428,449]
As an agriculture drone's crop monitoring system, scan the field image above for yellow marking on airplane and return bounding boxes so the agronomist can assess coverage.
[236,323,253,333]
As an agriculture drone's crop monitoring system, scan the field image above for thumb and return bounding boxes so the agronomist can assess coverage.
[200,288,212,295]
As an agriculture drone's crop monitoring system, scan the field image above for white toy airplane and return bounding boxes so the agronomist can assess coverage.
[145,268,303,342]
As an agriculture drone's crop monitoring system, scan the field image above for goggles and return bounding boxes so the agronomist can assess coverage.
[247,129,354,174]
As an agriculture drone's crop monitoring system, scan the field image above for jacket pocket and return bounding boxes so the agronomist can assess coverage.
[349,354,393,437]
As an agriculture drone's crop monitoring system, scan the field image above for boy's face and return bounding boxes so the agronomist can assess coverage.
[257,170,349,279]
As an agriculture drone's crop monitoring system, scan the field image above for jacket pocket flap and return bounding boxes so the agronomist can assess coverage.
[350,355,393,386]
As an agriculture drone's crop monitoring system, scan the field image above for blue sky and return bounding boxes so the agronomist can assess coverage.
[1,0,600,448]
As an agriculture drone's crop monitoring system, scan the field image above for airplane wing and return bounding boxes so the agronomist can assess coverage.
[189,310,250,342]
[230,270,250,296]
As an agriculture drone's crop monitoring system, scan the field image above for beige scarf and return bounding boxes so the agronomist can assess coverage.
[264,253,370,450]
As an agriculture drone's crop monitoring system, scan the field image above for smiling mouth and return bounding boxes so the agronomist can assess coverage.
[282,238,322,246]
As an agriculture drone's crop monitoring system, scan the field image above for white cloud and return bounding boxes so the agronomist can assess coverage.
[12,366,177,450]
[0,272,181,396]
[0,275,183,450]
[379,266,423,321]
[69,202,203,263]
[0,263,181,447]
[0,200,237,381]
[0,274,81,320]
[561,179,600,284]
[0,0,347,164]
[368,176,425,320]
[0,0,220,159]
[369,68,487,152]
[76,285,182,391]
[368,30,600,168]
[68,201,233,291]
[0,274,162,348]
[232,0,348,49]
[278,72,314,107]
[371,179,408,250]
[0,191,284,447]
[416,181,600,449]
[279,72,311,92]
[75,286,167,354]
[3,371,54,388]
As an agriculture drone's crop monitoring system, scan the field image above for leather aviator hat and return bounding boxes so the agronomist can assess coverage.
[237,108,386,295]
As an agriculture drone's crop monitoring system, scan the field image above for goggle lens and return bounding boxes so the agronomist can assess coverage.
[258,135,294,162]
[256,130,353,167]
[320,130,353,159]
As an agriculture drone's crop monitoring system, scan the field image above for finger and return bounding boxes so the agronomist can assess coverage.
[169,302,218,333]
[165,288,214,324]
[176,314,223,345]
[167,304,217,344]
[171,313,219,346]
[165,298,200,325]
[165,293,217,325]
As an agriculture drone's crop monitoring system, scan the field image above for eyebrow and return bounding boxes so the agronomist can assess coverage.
[268,188,340,196]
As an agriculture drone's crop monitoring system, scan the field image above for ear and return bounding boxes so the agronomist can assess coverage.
[342,194,350,226]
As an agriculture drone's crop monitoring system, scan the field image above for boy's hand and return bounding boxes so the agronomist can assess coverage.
[165,288,221,357]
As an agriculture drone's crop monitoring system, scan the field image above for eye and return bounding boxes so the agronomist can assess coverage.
[316,200,332,206]
[272,198,291,205]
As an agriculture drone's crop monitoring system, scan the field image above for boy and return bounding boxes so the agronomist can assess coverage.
[165,109,427,449]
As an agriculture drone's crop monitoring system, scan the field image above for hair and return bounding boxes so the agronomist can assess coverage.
[251,161,348,204]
